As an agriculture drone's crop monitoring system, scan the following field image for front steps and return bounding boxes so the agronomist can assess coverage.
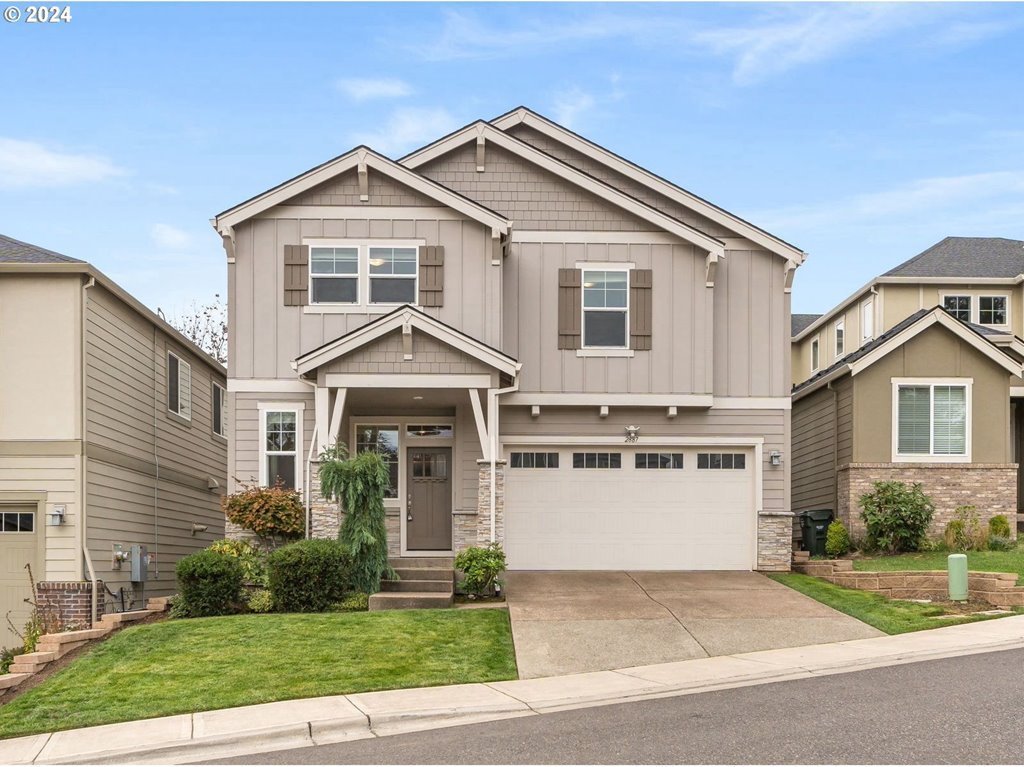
[369,558,455,611]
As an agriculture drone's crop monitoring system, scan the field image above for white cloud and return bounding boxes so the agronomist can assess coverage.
[551,88,596,129]
[0,138,126,189]
[350,107,459,155]
[336,77,413,101]
[151,223,192,250]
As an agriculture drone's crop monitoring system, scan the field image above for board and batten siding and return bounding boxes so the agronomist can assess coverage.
[791,386,838,514]
[230,213,500,381]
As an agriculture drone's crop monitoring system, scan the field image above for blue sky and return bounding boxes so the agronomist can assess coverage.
[2,2,1023,316]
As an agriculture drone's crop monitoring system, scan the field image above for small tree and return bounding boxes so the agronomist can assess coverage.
[318,445,395,594]
[165,295,228,364]
[859,481,934,554]
[222,480,305,545]
[824,520,851,557]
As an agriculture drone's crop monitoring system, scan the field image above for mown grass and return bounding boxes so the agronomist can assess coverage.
[0,608,517,739]
[854,546,1024,584]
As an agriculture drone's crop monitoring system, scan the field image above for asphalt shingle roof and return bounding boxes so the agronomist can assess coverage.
[0,234,83,264]
[885,237,1024,278]
[791,313,823,337]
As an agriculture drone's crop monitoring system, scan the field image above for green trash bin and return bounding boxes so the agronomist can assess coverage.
[799,509,834,557]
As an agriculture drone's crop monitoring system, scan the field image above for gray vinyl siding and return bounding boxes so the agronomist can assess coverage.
[791,387,838,514]
[500,406,790,513]
[418,143,656,232]
[230,215,501,380]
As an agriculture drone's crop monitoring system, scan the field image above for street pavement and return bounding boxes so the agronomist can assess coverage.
[211,647,1024,764]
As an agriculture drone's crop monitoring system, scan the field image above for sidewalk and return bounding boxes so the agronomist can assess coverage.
[3,615,1023,765]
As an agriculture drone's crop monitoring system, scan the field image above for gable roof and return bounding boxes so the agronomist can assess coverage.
[399,120,725,257]
[293,304,520,378]
[212,146,512,234]
[0,234,84,264]
[791,313,823,337]
[792,306,1023,400]
[488,106,806,264]
[885,237,1024,278]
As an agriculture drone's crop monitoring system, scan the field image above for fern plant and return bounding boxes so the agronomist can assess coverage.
[318,444,396,594]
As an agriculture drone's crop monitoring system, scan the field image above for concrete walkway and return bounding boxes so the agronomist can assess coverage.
[3,616,1023,766]
[505,571,882,678]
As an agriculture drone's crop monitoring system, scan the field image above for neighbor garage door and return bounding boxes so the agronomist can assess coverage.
[1,505,39,649]
[504,446,755,570]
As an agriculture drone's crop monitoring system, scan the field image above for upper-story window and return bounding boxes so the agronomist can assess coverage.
[212,382,227,438]
[582,269,629,348]
[861,299,874,342]
[943,295,971,322]
[834,320,845,358]
[310,247,359,304]
[979,296,1007,326]
[810,335,820,372]
[368,247,417,304]
[309,242,419,307]
[167,352,192,420]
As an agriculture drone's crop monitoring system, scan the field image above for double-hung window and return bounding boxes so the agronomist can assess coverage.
[861,299,874,342]
[810,335,820,372]
[310,247,359,304]
[979,296,1007,326]
[368,247,417,304]
[212,383,227,438]
[262,409,299,490]
[943,295,971,322]
[895,381,969,460]
[308,243,420,307]
[582,269,629,348]
[834,320,845,358]
[167,352,192,420]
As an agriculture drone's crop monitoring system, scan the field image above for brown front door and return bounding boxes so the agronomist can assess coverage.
[406,447,452,551]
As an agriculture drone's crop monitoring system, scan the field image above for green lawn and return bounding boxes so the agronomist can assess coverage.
[854,547,1024,584]
[0,609,517,740]
[767,572,1017,635]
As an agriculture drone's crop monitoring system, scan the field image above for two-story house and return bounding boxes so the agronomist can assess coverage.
[213,106,805,573]
[0,235,227,648]
[791,237,1024,539]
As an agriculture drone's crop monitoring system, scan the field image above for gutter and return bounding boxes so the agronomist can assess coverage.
[80,276,100,627]
[487,380,519,542]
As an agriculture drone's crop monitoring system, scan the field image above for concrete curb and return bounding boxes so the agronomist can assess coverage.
[2,615,1023,765]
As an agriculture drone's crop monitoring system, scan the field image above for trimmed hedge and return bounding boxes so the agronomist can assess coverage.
[267,539,352,613]
[175,550,244,617]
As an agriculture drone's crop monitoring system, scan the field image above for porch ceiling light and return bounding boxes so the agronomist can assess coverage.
[413,395,424,400]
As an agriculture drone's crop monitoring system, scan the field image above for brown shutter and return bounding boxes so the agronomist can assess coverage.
[630,268,653,350]
[557,268,582,350]
[283,245,309,306]
[418,245,444,307]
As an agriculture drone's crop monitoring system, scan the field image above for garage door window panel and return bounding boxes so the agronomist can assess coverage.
[0,511,34,532]
[510,452,559,469]
[573,452,621,469]
[697,452,746,470]
[635,453,684,469]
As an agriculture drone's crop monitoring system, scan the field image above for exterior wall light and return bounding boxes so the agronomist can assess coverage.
[48,504,67,526]
[770,451,783,466]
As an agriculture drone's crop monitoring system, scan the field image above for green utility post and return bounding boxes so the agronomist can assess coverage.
[948,553,968,602]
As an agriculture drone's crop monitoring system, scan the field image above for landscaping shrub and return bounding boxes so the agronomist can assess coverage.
[989,514,1012,539]
[0,647,14,675]
[267,539,351,612]
[318,445,395,594]
[987,535,1015,552]
[245,588,274,614]
[330,592,369,612]
[207,539,268,586]
[455,543,507,597]
[175,550,244,617]
[943,505,987,552]
[222,481,305,542]
[824,520,851,557]
[859,481,934,554]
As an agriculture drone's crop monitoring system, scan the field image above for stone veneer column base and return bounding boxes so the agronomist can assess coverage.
[36,581,105,630]
[838,463,1018,541]
[476,459,506,547]
[307,462,402,555]
[757,512,794,571]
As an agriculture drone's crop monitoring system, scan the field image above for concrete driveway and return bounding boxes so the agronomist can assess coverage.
[505,571,882,679]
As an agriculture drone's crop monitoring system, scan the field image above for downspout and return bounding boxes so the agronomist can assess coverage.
[828,381,839,516]
[80,277,99,627]
[151,325,160,600]
[301,378,317,539]
[488,379,519,542]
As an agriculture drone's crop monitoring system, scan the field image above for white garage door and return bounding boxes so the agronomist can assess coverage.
[504,447,756,570]
[1,505,39,650]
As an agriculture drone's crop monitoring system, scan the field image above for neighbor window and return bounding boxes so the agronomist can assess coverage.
[635,453,683,469]
[310,247,358,304]
[369,247,417,304]
[834,320,845,358]
[212,383,227,438]
[811,336,820,372]
[355,425,399,498]
[263,410,298,489]
[979,296,1007,325]
[896,383,968,457]
[697,453,746,470]
[943,295,971,322]
[0,511,33,532]
[861,300,874,342]
[510,452,560,469]
[572,452,622,469]
[167,352,191,420]
[582,269,629,348]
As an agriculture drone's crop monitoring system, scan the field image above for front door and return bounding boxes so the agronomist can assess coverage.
[406,447,453,551]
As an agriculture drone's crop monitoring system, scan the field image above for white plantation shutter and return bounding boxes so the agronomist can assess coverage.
[897,386,931,454]
[933,386,966,455]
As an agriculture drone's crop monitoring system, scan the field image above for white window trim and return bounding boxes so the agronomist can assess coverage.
[939,293,972,322]
[834,319,845,359]
[167,352,192,421]
[861,298,875,343]
[978,293,1011,328]
[580,266,631,351]
[305,239,424,313]
[258,402,305,491]
[938,291,1011,328]
[810,334,820,373]
[890,377,972,463]
[212,382,227,439]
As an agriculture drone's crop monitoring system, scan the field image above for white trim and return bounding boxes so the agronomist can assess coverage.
[834,319,845,360]
[712,397,792,410]
[167,352,192,421]
[257,402,305,491]
[212,381,227,439]
[978,293,1011,329]
[324,373,494,389]
[256,206,474,221]
[810,333,821,373]
[576,349,635,358]
[516,230,682,245]
[502,392,714,407]
[468,388,490,461]
[792,280,877,342]
[879,275,1023,285]
[400,121,725,257]
[502,435,764,446]
[891,378,972,463]
[860,297,875,343]
[939,292,972,323]
[306,239,422,311]
[939,290,1011,329]
[575,261,636,270]
[486,107,804,264]
[228,379,312,393]
[581,265,630,351]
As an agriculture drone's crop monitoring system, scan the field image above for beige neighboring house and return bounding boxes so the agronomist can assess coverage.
[213,106,806,574]
[791,237,1024,539]
[0,235,227,649]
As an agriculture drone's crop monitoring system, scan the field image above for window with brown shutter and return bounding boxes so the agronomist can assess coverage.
[283,244,309,306]
[418,245,444,307]
[557,268,582,349]
[630,268,653,350]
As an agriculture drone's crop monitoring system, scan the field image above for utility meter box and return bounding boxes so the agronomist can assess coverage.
[130,544,148,583]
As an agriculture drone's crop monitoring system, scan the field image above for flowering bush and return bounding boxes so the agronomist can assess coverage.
[222,481,304,541]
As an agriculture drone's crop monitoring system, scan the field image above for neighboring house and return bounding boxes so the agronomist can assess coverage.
[0,235,227,648]
[213,106,806,573]
[791,236,1024,539]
